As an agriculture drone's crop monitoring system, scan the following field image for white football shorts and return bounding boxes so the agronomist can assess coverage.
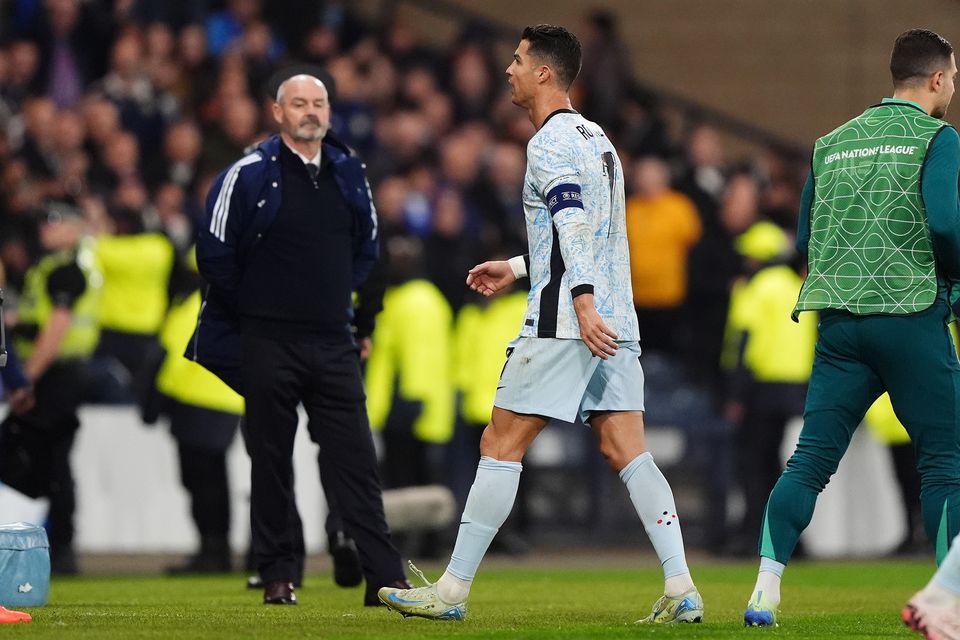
[493,337,645,424]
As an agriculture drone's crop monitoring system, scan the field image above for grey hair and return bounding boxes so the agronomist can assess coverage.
[275,74,327,103]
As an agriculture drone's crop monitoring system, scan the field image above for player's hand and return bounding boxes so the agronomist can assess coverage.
[358,337,373,361]
[8,386,35,415]
[572,294,618,359]
[466,261,516,297]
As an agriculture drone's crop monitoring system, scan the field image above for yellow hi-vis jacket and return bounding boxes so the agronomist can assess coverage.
[95,232,175,335]
[15,240,102,360]
[722,264,816,383]
[453,291,528,425]
[365,280,454,444]
[155,290,243,414]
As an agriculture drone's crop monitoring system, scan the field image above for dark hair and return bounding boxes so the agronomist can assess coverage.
[521,24,582,89]
[890,29,953,86]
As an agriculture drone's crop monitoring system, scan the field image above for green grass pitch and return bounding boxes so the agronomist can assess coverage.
[2,559,933,638]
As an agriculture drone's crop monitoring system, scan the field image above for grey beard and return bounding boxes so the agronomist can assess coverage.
[293,128,325,141]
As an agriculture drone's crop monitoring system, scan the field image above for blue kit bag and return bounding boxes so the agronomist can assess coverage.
[0,522,50,607]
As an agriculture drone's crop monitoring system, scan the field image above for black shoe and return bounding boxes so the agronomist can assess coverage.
[263,581,297,605]
[364,579,412,607]
[247,575,302,589]
[329,532,362,588]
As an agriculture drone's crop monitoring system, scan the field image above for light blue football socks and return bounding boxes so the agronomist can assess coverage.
[438,456,522,602]
[620,452,691,587]
[438,451,695,604]
[933,533,960,594]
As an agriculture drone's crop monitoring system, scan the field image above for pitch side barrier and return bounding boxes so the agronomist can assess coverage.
[0,404,904,557]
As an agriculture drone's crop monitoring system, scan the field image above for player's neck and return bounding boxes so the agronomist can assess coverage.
[529,91,574,130]
[891,89,936,116]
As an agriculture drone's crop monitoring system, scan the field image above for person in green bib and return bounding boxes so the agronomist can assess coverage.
[744,29,960,628]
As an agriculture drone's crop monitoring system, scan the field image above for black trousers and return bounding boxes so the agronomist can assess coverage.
[95,329,159,381]
[634,305,684,357]
[165,398,239,539]
[735,381,807,538]
[241,333,404,584]
[0,361,85,552]
[318,448,345,540]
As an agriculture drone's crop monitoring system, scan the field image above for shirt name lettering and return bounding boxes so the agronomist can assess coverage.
[824,144,919,165]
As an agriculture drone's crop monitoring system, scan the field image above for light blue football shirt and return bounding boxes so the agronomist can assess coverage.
[518,109,639,341]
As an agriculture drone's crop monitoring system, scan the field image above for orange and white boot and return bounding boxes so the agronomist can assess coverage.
[0,606,32,623]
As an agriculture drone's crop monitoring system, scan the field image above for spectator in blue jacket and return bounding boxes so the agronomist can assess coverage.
[190,73,407,606]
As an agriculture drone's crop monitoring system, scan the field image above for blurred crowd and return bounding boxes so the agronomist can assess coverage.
[2,0,887,561]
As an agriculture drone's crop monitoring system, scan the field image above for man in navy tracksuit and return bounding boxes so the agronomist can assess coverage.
[191,74,407,605]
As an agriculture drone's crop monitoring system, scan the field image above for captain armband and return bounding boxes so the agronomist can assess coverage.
[545,183,584,216]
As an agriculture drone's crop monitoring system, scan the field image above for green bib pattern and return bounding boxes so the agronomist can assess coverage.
[794,103,946,318]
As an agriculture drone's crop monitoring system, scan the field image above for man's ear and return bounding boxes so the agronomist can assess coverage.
[930,69,945,92]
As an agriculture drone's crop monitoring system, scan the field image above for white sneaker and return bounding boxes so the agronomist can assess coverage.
[744,590,779,627]
[378,562,467,621]
[904,584,960,640]
[637,588,704,624]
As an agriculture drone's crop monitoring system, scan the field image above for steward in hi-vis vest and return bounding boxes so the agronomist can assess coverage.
[0,207,102,576]
[93,223,175,395]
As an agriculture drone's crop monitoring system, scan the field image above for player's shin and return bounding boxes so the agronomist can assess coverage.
[438,456,522,603]
[620,452,694,595]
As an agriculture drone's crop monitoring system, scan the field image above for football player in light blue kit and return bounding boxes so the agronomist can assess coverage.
[378,24,703,624]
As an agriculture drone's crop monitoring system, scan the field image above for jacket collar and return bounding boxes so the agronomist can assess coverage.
[875,97,927,114]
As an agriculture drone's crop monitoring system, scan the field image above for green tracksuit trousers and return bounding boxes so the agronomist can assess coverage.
[760,300,960,565]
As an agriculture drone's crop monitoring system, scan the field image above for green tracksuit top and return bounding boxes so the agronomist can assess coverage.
[794,99,956,318]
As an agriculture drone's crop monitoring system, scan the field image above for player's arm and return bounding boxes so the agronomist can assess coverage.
[24,308,70,382]
[196,159,254,309]
[24,262,85,382]
[354,245,388,360]
[528,132,618,358]
[466,255,528,296]
[547,181,618,359]
[923,126,960,281]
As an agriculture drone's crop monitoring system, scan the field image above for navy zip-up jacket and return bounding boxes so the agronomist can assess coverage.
[187,133,379,392]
